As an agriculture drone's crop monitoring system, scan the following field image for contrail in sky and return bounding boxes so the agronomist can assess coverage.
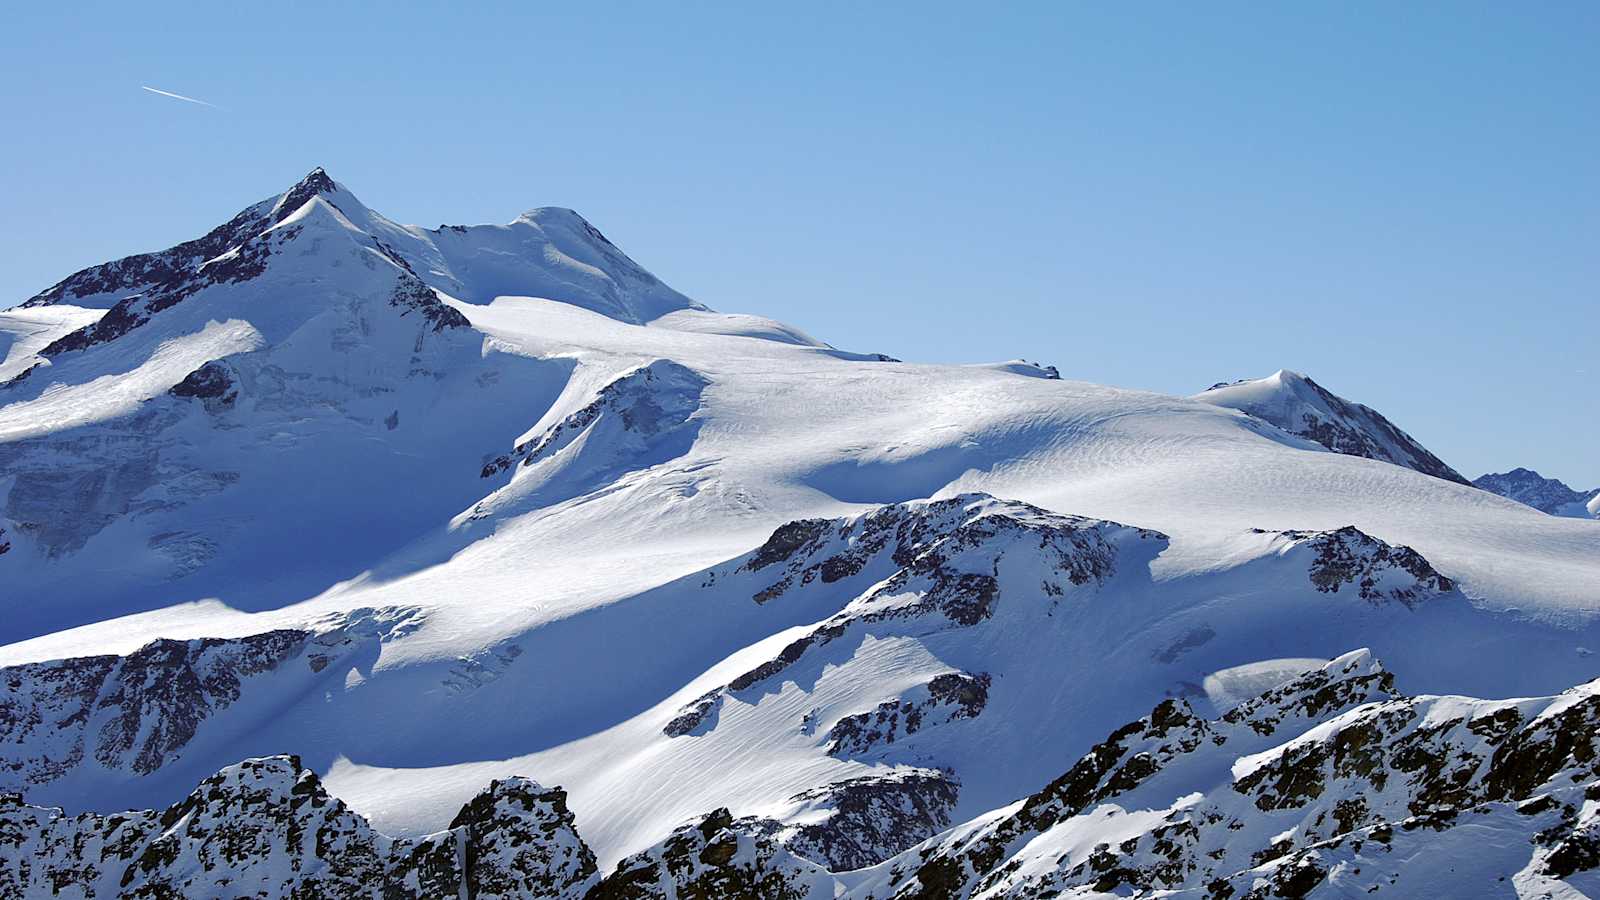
[141,85,222,109]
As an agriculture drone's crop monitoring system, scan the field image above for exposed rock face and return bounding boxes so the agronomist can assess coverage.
[666,495,1162,737]
[850,650,1600,898]
[750,769,961,871]
[1195,370,1469,485]
[168,359,239,407]
[827,673,991,759]
[588,808,832,900]
[389,272,470,332]
[1474,467,1600,518]
[481,360,707,478]
[1272,525,1456,606]
[39,220,298,358]
[0,608,422,793]
[729,494,1152,610]
[0,755,597,899]
[8,651,1600,898]
[21,169,339,312]
[440,776,599,899]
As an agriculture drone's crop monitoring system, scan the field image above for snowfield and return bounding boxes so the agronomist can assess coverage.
[2,169,1597,896]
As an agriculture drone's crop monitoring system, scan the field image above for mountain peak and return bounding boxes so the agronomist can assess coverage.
[1195,370,1469,484]
[271,166,345,222]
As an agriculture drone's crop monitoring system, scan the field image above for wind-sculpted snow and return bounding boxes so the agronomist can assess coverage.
[1196,370,1468,484]
[0,754,597,899]
[0,607,421,793]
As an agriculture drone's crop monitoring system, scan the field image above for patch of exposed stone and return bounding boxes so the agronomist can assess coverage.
[39,222,294,358]
[664,495,1160,738]
[20,170,339,312]
[865,651,1397,898]
[481,360,707,478]
[827,672,991,759]
[588,807,830,900]
[0,607,422,792]
[390,272,469,332]
[1273,525,1455,606]
[748,769,961,871]
[0,754,597,899]
[858,649,1600,898]
[168,359,239,408]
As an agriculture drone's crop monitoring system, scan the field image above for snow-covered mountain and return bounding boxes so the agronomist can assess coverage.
[9,651,1600,898]
[3,169,1599,896]
[1195,369,1468,484]
[1475,468,1600,519]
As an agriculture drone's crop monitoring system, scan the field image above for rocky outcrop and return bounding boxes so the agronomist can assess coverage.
[748,769,961,871]
[389,272,470,332]
[827,672,991,759]
[168,359,239,407]
[1272,525,1456,606]
[481,360,706,478]
[588,808,831,900]
[9,650,1600,898]
[0,608,422,792]
[666,495,1162,737]
[850,649,1600,898]
[0,755,597,899]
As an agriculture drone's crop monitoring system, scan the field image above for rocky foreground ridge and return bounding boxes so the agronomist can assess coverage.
[7,647,1599,899]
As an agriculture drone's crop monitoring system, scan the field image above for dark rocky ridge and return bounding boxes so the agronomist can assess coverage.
[7,651,1600,898]
[0,609,422,793]
[0,755,597,899]
[1274,525,1457,606]
[667,494,1161,737]
[21,168,342,311]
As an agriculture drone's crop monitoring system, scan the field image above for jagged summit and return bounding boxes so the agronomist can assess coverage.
[269,166,338,216]
[17,167,703,325]
[1195,368,1469,484]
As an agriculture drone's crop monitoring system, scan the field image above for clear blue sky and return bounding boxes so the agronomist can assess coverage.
[4,2,1596,486]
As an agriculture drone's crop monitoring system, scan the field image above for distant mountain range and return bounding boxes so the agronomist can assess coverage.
[1473,468,1600,519]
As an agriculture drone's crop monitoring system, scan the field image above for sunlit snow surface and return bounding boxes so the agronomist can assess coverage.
[2,174,1597,870]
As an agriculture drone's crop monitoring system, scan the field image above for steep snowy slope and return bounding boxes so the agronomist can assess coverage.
[0,304,103,382]
[1476,467,1600,519]
[1195,369,1468,484]
[2,171,1598,881]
